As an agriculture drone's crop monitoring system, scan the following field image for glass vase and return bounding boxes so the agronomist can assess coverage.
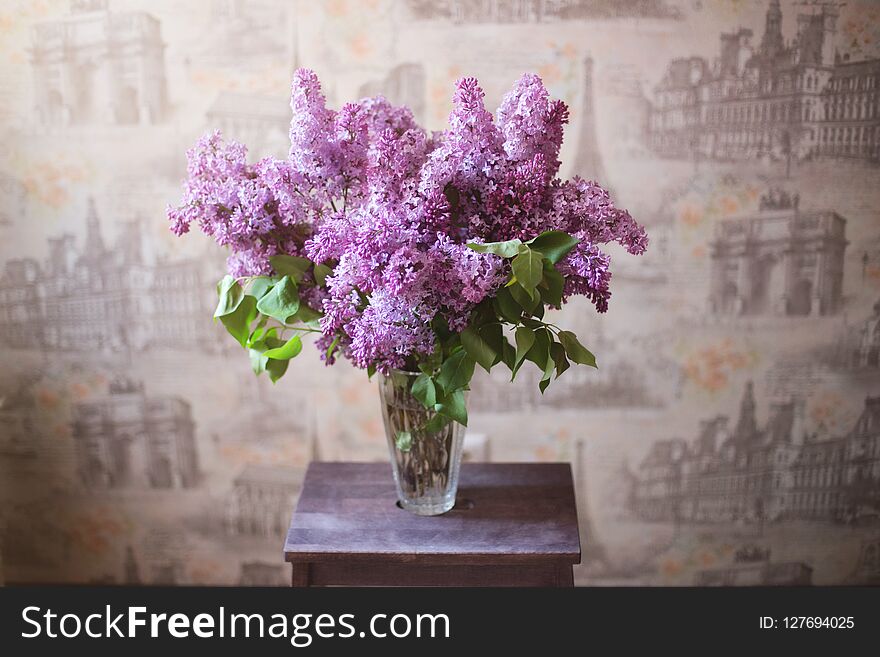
[378,369,466,516]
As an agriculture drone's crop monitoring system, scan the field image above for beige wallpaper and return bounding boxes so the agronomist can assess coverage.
[1,0,879,586]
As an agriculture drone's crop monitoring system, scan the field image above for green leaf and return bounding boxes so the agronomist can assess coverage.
[461,325,496,373]
[411,373,437,407]
[480,323,504,366]
[418,349,441,376]
[527,230,579,264]
[249,346,269,375]
[313,263,332,287]
[249,276,276,300]
[435,389,468,426]
[466,239,522,258]
[214,275,244,318]
[287,304,322,325]
[262,334,303,361]
[424,413,452,433]
[540,261,565,307]
[395,431,413,452]
[493,288,522,324]
[540,334,556,384]
[558,330,597,367]
[367,363,377,379]
[220,295,257,347]
[266,358,289,383]
[256,275,300,323]
[248,316,269,345]
[550,341,570,379]
[514,326,535,368]
[500,338,516,371]
[509,281,540,314]
[269,255,312,282]
[511,245,544,297]
[525,328,551,371]
[436,350,475,394]
[532,297,545,320]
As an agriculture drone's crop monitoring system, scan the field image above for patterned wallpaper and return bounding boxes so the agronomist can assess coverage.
[1,0,879,586]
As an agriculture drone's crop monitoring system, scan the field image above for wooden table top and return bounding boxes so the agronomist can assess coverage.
[284,461,581,566]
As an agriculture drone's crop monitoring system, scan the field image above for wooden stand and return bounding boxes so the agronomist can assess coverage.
[284,461,581,587]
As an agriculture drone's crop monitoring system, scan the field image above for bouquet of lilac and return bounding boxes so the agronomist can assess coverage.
[169,69,646,430]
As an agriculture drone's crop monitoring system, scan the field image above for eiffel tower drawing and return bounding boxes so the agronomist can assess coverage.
[570,56,608,184]
[574,439,609,574]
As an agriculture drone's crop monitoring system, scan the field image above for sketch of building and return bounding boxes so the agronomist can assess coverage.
[0,173,26,227]
[630,381,880,524]
[205,92,289,158]
[151,561,184,585]
[709,188,847,317]
[695,546,813,586]
[571,57,607,183]
[199,0,293,61]
[72,377,200,490]
[848,537,880,584]
[600,65,652,158]
[359,63,426,125]
[0,389,39,460]
[404,0,680,22]
[0,198,213,352]
[238,561,286,586]
[648,1,880,163]
[855,299,880,368]
[30,0,168,126]
[226,465,304,538]
[123,545,141,584]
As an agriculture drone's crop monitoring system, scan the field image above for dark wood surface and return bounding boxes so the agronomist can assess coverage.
[284,461,581,586]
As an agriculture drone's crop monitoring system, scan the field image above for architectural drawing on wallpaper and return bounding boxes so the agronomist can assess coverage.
[848,536,880,584]
[708,188,847,317]
[123,545,141,584]
[72,377,200,490]
[571,57,607,183]
[359,63,426,125]
[0,173,25,228]
[225,464,305,539]
[198,0,294,62]
[629,381,880,525]
[0,199,214,352]
[850,299,880,369]
[214,377,316,453]
[403,0,680,22]
[694,546,813,586]
[30,0,168,126]
[205,92,290,159]
[599,64,651,158]
[826,298,880,370]
[574,440,609,572]
[0,389,39,460]
[238,561,287,586]
[648,1,880,163]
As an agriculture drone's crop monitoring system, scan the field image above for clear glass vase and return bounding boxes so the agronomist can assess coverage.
[379,369,466,516]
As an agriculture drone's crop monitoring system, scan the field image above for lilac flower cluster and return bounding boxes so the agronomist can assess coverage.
[168,69,647,374]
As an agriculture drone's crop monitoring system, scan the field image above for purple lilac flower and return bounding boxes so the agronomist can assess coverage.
[168,68,647,371]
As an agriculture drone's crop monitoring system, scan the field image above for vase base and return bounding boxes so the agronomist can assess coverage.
[397,493,456,516]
